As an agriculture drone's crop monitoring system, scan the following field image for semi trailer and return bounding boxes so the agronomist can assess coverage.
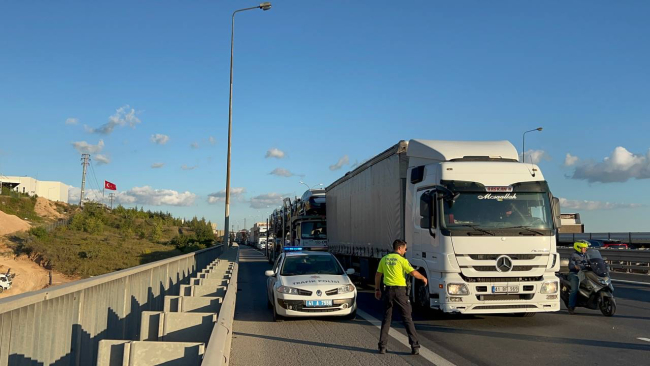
[327,140,562,315]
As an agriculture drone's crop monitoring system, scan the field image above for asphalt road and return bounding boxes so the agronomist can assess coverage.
[230,247,650,366]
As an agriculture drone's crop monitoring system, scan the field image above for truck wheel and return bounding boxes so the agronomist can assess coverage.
[414,278,430,310]
[0,287,3,293]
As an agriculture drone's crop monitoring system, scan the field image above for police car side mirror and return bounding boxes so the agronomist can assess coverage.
[346,268,355,275]
[264,270,275,277]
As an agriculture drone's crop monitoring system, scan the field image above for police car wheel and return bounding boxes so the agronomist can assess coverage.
[267,297,273,309]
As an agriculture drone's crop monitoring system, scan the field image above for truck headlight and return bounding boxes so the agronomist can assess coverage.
[447,284,469,296]
[277,286,302,295]
[337,284,355,294]
[540,281,558,294]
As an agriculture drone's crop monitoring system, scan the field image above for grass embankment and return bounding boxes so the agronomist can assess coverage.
[0,188,42,222]
[10,203,216,278]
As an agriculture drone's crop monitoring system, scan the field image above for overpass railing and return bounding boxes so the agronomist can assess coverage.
[558,248,650,275]
[0,244,224,366]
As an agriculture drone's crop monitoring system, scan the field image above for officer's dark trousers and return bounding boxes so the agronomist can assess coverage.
[379,286,420,349]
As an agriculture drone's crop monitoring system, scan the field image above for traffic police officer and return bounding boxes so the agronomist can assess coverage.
[374,239,428,355]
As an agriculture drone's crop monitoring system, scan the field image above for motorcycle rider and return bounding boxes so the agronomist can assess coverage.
[567,240,589,314]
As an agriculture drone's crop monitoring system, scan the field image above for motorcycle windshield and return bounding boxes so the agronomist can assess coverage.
[586,249,609,277]
[589,258,609,277]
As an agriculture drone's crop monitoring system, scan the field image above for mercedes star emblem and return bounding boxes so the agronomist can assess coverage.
[496,255,513,272]
[316,290,322,297]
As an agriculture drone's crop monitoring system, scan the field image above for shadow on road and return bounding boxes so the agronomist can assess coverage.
[412,324,650,352]
[233,331,410,355]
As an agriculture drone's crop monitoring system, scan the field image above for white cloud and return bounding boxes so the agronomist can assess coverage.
[94,154,110,165]
[569,146,650,183]
[207,187,246,204]
[151,163,164,169]
[117,186,196,206]
[559,198,643,211]
[329,155,350,171]
[151,134,170,145]
[564,153,579,167]
[72,139,105,154]
[68,187,106,204]
[190,142,199,149]
[265,148,285,159]
[209,136,216,145]
[269,167,295,177]
[181,164,197,171]
[69,185,196,207]
[65,117,78,125]
[520,150,551,164]
[250,192,286,209]
[85,105,141,134]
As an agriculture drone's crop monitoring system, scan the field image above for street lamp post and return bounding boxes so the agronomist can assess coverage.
[522,127,543,163]
[299,181,324,190]
[223,2,271,247]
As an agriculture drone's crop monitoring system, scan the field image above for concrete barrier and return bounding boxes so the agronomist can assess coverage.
[0,245,224,366]
[201,251,240,366]
[96,340,205,366]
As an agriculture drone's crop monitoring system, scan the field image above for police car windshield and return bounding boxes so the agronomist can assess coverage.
[281,254,344,276]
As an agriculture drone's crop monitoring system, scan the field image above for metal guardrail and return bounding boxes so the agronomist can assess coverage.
[202,248,240,365]
[0,244,224,366]
[558,248,650,275]
[558,232,650,246]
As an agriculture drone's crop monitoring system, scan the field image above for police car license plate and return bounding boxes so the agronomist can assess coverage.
[492,286,519,293]
[305,300,333,307]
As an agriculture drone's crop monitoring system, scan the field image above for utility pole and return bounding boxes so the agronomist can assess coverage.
[79,154,90,206]
[109,193,115,209]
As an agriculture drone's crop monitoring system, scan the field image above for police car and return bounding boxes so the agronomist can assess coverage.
[265,249,357,321]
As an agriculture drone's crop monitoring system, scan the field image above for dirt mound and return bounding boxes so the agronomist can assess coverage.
[0,256,78,298]
[0,210,31,236]
[34,197,65,220]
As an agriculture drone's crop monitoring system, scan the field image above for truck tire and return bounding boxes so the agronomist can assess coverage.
[414,276,430,310]
[0,287,3,294]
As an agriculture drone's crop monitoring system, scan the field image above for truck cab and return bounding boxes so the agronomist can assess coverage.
[404,140,561,315]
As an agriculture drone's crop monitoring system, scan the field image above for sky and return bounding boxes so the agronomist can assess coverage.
[1,1,649,232]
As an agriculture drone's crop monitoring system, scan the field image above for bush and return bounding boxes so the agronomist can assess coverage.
[29,226,48,239]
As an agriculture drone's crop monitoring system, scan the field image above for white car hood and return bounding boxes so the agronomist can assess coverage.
[282,274,350,288]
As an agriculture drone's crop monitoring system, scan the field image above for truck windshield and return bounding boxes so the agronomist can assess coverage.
[301,221,327,239]
[281,254,343,276]
[441,192,553,232]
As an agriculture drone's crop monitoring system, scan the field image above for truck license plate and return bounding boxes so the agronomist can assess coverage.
[492,286,519,293]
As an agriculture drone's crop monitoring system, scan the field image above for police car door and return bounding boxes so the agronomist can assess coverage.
[268,253,284,303]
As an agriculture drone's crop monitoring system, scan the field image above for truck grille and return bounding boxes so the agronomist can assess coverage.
[468,254,538,260]
[461,274,543,283]
[471,265,535,272]
[473,305,538,310]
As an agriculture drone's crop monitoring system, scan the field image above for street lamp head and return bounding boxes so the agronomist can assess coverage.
[536,127,543,131]
[259,2,272,10]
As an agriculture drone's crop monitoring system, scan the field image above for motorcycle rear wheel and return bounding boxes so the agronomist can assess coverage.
[599,296,616,317]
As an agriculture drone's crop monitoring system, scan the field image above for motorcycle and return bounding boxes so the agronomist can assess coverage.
[559,248,616,316]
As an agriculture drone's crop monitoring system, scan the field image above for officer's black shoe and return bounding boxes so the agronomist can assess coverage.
[412,348,420,355]
[568,307,575,315]
[378,347,386,354]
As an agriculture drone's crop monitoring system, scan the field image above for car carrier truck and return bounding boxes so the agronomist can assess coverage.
[327,140,562,315]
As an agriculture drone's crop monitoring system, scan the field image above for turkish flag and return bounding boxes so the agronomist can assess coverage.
[104,181,117,190]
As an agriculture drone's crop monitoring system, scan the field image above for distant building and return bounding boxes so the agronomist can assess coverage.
[211,223,218,234]
[0,176,69,202]
[559,213,584,233]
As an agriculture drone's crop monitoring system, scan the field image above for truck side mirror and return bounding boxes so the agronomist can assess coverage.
[552,197,562,229]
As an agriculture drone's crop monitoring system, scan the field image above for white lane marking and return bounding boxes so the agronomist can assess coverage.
[612,279,650,286]
[356,309,456,366]
[638,338,650,343]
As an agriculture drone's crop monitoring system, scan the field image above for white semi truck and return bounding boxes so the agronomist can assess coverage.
[327,140,562,315]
